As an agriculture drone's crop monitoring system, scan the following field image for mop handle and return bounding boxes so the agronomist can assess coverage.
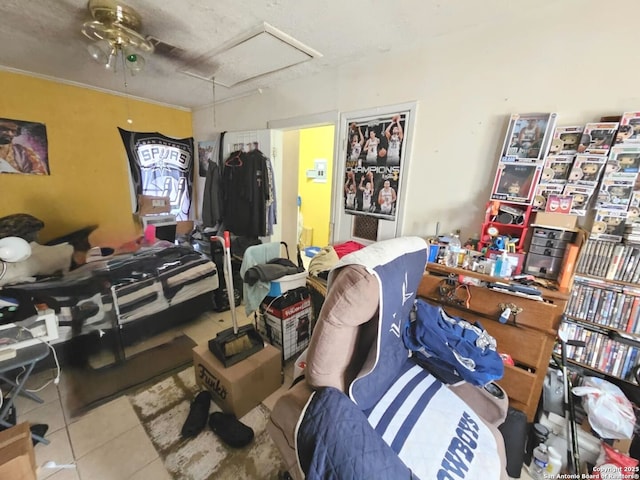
[223,231,238,334]
[211,234,238,334]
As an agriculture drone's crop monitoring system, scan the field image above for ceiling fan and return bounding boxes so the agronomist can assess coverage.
[81,0,154,72]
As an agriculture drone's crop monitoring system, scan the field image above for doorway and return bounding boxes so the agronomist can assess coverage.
[297,125,334,250]
[268,112,338,260]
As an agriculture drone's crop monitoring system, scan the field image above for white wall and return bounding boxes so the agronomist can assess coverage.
[193,0,640,242]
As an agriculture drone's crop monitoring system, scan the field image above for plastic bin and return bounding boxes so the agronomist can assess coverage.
[268,271,308,297]
[304,246,321,258]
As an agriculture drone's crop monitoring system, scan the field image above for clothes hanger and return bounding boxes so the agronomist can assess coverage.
[224,151,243,167]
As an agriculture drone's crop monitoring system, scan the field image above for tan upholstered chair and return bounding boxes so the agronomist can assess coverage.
[267,255,509,479]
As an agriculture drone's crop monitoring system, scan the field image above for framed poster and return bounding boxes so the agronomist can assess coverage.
[197,140,217,177]
[501,112,557,162]
[0,117,49,175]
[342,111,408,220]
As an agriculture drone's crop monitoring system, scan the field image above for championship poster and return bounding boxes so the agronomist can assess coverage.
[343,112,407,220]
[119,128,194,220]
[0,117,49,175]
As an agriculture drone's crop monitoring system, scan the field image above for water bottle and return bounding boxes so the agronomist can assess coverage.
[525,423,550,465]
[546,445,562,477]
[531,443,549,480]
[447,234,462,267]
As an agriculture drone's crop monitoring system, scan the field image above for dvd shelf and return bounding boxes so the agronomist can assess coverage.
[559,274,640,384]
[576,238,640,282]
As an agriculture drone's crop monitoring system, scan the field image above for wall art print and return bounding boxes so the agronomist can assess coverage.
[0,117,49,175]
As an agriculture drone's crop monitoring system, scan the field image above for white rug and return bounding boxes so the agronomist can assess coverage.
[128,367,286,479]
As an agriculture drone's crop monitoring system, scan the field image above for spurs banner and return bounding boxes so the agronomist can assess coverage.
[119,128,194,220]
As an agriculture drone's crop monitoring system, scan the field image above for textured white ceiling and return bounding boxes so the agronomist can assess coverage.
[0,0,558,110]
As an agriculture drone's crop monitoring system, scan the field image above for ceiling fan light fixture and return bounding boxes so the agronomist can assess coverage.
[87,39,114,65]
[123,48,145,73]
[81,1,154,73]
[105,50,118,70]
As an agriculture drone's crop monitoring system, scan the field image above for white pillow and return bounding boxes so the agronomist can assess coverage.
[0,242,73,286]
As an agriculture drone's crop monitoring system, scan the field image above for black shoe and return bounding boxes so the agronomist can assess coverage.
[0,405,17,432]
[30,423,48,446]
[209,412,254,448]
[181,391,211,438]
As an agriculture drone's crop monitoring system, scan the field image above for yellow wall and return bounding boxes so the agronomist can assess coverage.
[0,71,192,246]
[298,125,334,246]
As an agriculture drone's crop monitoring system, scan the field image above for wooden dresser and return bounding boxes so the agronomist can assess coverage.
[417,263,569,422]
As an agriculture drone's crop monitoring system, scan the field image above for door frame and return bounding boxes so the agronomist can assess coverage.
[267,110,340,244]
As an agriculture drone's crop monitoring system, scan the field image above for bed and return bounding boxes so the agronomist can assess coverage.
[1,243,218,365]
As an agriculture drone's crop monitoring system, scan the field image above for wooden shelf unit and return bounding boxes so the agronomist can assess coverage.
[418,263,567,422]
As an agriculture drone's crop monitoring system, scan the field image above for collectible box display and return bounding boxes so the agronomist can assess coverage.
[491,160,541,204]
[567,155,607,186]
[533,183,564,211]
[628,192,640,223]
[607,146,640,173]
[549,125,584,155]
[501,112,557,162]
[618,112,640,144]
[579,122,619,155]
[562,184,596,216]
[540,155,575,184]
[590,208,628,242]
[596,173,637,210]
[544,194,573,214]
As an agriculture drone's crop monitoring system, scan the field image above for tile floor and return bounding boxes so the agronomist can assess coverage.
[13,307,290,480]
[11,306,532,479]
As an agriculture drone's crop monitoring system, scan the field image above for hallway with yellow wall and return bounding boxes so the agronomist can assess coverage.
[297,125,334,247]
[0,71,192,246]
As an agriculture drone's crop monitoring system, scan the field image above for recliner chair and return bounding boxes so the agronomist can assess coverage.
[267,237,509,479]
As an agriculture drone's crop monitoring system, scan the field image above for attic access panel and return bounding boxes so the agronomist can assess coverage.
[180,23,322,88]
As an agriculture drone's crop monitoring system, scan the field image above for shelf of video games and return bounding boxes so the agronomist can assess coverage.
[488,111,640,385]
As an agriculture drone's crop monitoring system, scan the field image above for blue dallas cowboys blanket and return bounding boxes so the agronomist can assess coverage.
[296,237,502,479]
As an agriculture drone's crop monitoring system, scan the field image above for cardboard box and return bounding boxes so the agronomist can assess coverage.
[259,290,312,361]
[176,220,194,236]
[0,423,36,480]
[137,195,171,216]
[532,212,578,230]
[193,343,281,418]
